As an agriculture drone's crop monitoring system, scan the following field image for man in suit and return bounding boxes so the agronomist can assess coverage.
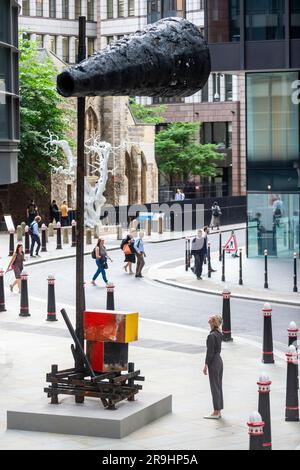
[191,229,206,280]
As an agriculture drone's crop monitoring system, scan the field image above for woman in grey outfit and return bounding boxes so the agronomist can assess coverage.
[203,314,224,419]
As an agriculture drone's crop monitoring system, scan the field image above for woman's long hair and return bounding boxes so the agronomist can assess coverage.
[14,243,24,255]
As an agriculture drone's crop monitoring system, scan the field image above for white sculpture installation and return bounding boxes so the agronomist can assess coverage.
[46,132,114,228]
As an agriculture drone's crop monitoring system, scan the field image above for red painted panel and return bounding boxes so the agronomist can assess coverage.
[86,341,104,372]
[84,311,125,343]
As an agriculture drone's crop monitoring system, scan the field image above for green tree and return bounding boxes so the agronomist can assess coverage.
[19,36,72,192]
[155,122,224,186]
[129,98,166,124]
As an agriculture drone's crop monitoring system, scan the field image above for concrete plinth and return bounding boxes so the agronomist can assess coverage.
[7,393,172,439]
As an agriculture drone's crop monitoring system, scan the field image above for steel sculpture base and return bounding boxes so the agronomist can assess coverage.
[7,393,172,438]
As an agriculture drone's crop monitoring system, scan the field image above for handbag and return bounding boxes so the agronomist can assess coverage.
[103,261,108,270]
[123,244,132,255]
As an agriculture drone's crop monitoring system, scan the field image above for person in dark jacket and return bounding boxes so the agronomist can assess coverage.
[191,229,205,280]
[50,200,60,224]
[203,314,224,419]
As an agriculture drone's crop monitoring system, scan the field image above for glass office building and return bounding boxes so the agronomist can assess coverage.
[0,0,20,185]
[205,0,300,257]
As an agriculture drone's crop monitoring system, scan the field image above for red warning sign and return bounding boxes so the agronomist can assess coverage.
[224,232,238,253]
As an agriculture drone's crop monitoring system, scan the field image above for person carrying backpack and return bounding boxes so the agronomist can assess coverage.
[210,202,222,231]
[91,238,113,286]
[120,231,136,275]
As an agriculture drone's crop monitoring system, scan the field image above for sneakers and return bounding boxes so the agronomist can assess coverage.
[203,414,222,420]
[91,280,96,286]
[197,276,202,280]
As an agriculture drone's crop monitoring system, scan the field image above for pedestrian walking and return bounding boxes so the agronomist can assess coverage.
[134,231,146,278]
[50,200,60,224]
[210,202,222,231]
[91,238,113,286]
[26,199,38,225]
[121,231,136,275]
[191,229,205,280]
[203,226,216,273]
[7,243,25,294]
[203,314,224,419]
[175,188,185,201]
[29,216,42,258]
[60,200,69,227]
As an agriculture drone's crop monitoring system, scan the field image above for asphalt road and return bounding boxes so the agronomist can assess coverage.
[25,234,299,351]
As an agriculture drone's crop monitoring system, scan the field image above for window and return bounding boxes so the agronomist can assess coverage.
[0,48,10,94]
[203,122,231,149]
[225,74,233,101]
[87,0,94,21]
[118,0,125,17]
[75,38,79,62]
[48,36,56,54]
[147,0,161,23]
[49,0,56,18]
[35,34,43,47]
[162,0,185,18]
[62,0,69,19]
[0,0,10,43]
[75,0,81,18]
[22,0,30,15]
[245,0,285,41]
[128,0,135,16]
[62,37,69,63]
[88,38,95,56]
[107,0,113,18]
[106,36,114,45]
[36,0,43,17]
[0,95,9,139]
[152,96,184,104]
[291,0,300,39]
[207,0,240,43]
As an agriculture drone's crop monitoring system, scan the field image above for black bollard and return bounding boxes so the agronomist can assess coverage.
[219,232,222,262]
[185,239,189,272]
[248,412,265,451]
[106,283,115,310]
[222,288,233,342]
[56,222,62,250]
[285,345,299,422]
[25,226,30,255]
[264,249,268,289]
[9,230,14,256]
[19,272,30,317]
[257,374,272,450]
[262,303,274,364]
[83,281,86,312]
[239,248,243,285]
[41,224,47,252]
[0,269,6,312]
[187,238,191,268]
[208,242,212,278]
[287,321,299,390]
[46,275,57,321]
[71,219,76,247]
[221,247,225,282]
[293,252,298,293]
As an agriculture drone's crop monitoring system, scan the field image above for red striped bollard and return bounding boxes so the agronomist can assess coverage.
[41,224,47,252]
[257,373,272,450]
[287,321,299,389]
[285,345,299,422]
[71,220,76,247]
[0,269,6,312]
[248,412,265,451]
[262,303,274,364]
[46,275,57,321]
[25,225,30,254]
[106,283,115,310]
[56,222,62,250]
[9,230,15,256]
[222,288,233,342]
[19,272,30,317]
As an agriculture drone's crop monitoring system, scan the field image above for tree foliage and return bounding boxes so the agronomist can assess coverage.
[155,122,224,185]
[19,36,73,192]
[129,98,166,124]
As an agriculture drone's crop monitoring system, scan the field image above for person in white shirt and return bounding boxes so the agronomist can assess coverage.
[134,231,146,278]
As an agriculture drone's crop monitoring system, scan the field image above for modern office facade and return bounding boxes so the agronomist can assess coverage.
[19,1,98,63]
[0,0,20,186]
[205,0,300,257]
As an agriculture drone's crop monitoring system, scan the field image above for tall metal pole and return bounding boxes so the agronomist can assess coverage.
[75,16,86,372]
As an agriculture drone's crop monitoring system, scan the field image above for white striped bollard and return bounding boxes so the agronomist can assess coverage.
[247,411,265,451]
[71,220,76,247]
[56,222,62,250]
[222,288,233,342]
[262,303,274,364]
[285,345,299,422]
[257,373,272,450]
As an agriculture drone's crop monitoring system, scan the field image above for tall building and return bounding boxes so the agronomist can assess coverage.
[99,0,246,198]
[19,0,98,63]
[205,0,300,258]
[0,1,20,187]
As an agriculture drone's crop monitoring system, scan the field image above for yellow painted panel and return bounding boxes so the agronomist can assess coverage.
[125,312,139,343]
